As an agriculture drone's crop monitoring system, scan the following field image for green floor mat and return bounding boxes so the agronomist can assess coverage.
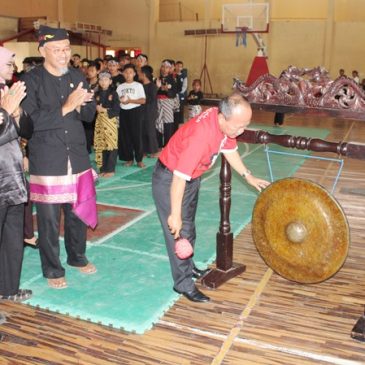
[20,124,329,334]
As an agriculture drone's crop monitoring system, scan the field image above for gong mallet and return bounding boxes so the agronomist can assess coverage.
[175,238,193,260]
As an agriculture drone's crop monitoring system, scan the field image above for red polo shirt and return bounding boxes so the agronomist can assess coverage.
[159,107,237,181]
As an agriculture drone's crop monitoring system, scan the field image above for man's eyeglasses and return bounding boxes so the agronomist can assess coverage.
[44,46,72,56]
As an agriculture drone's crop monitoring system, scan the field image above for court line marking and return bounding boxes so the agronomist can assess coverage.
[211,268,273,364]
[96,244,168,260]
[96,182,151,192]
[89,210,152,246]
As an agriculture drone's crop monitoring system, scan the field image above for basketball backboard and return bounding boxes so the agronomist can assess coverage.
[222,2,269,33]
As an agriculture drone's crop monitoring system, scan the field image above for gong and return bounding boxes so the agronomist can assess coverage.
[252,177,350,283]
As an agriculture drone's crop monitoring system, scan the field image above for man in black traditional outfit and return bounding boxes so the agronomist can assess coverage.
[21,25,97,289]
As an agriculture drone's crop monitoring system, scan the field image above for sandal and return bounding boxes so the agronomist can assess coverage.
[0,288,32,302]
[47,278,68,289]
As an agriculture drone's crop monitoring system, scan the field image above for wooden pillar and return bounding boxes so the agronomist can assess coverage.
[323,0,335,72]
[57,0,64,27]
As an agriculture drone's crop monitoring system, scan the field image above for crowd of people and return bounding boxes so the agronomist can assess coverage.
[0,25,269,308]
[338,68,365,90]
[69,51,205,173]
[11,44,205,177]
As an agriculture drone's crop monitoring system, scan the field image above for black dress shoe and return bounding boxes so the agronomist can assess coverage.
[192,266,211,279]
[174,287,210,303]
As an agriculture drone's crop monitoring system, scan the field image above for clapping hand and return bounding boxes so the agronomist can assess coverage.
[82,88,94,105]
[96,104,106,113]
[62,82,94,115]
[0,81,27,116]
[120,95,129,105]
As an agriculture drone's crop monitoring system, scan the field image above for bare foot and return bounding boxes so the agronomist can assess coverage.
[48,277,68,289]
[78,262,97,274]
[123,161,133,167]
[137,162,146,168]
[103,172,115,178]
[24,237,38,246]
[150,152,160,158]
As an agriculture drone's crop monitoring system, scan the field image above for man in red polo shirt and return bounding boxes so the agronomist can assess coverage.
[152,93,270,302]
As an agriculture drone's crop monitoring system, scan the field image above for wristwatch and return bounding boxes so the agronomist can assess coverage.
[242,169,252,178]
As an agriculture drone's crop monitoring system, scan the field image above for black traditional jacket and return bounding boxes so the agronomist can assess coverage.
[0,108,27,207]
[94,87,120,119]
[21,66,96,176]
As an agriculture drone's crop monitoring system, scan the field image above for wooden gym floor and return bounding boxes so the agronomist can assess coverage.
[0,110,364,365]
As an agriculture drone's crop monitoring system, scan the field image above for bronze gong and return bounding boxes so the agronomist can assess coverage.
[252,177,350,283]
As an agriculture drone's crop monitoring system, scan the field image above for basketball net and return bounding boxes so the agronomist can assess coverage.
[236,27,248,47]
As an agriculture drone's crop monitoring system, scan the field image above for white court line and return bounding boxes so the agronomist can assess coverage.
[97,244,168,260]
[21,273,44,287]
[90,210,153,246]
[93,200,149,211]
[158,320,362,365]
[97,182,150,192]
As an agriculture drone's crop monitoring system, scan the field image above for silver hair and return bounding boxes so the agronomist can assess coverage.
[218,93,249,119]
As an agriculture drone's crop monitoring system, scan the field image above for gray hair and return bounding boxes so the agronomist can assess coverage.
[218,93,249,119]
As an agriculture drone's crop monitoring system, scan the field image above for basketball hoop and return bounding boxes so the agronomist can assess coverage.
[235,27,248,47]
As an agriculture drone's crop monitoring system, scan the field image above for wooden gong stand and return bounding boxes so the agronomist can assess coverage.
[201,155,246,289]
[199,103,365,340]
[201,104,365,290]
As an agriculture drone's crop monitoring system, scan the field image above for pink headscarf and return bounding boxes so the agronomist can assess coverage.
[0,46,15,83]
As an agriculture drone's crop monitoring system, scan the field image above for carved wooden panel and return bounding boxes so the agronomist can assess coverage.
[234,66,365,113]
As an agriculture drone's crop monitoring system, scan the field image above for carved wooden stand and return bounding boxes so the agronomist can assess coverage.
[201,156,245,289]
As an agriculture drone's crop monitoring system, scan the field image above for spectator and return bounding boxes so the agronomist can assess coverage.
[21,25,97,290]
[117,64,146,167]
[94,71,120,177]
[187,79,203,119]
[71,53,81,68]
[156,60,178,147]
[175,61,188,126]
[0,46,31,302]
[339,68,346,78]
[352,70,360,84]
[139,65,159,158]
